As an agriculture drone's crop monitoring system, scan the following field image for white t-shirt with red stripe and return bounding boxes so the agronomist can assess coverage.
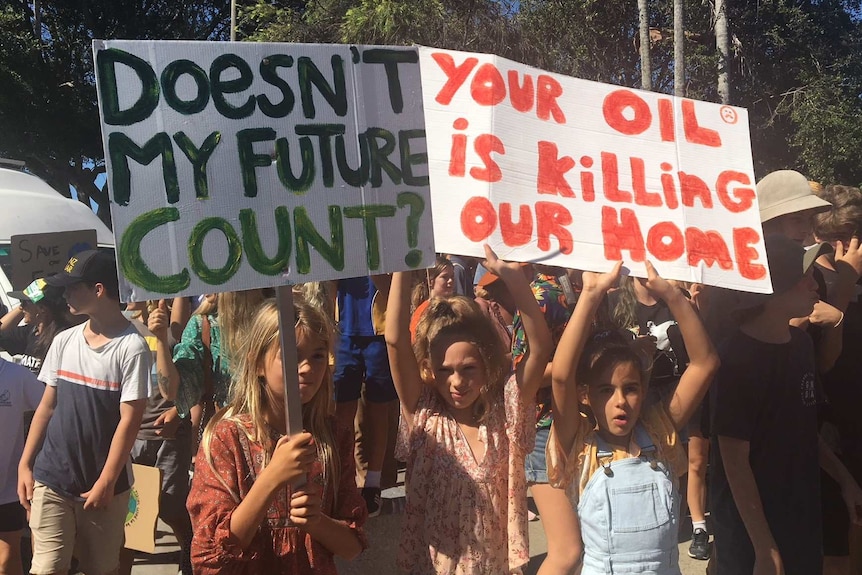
[33,321,151,500]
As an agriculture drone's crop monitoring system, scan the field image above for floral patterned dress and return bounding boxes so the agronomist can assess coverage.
[397,374,534,574]
[187,414,367,575]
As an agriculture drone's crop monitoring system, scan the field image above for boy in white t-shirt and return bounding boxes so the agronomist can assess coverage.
[17,250,151,575]
[0,357,44,575]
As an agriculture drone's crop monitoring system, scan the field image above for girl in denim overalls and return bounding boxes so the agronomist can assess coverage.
[548,261,720,574]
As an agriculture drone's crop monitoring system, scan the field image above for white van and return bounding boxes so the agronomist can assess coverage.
[0,166,115,314]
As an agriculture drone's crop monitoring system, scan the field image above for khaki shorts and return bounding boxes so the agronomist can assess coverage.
[29,481,129,575]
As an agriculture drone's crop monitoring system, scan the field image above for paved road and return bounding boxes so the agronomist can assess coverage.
[131,484,709,575]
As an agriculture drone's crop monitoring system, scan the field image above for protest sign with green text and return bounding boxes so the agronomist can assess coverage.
[94,40,434,301]
[420,47,770,293]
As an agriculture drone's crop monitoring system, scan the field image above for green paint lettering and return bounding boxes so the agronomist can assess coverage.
[343,204,396,270]
[366,127,401,187]
[294,206,344,274]
[108,132,179,205]
[96,48,159,126]
[335,132,369,187]
[298,55,347,119]
[258,54,295,118]
[161,60,210,115]
[295,124,344,187]
[210,54,256,119]
[119,207,190,293]
[237,128,276,197]
[361,48,418,114]
[173,131,222,199]
[188,217,243,285]
[275,136,315,193]
[239,207,292,275]
[399,129,429,186]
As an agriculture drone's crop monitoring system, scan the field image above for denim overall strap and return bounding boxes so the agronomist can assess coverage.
[578,423,681,575]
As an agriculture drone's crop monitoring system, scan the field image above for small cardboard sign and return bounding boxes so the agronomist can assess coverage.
[419,47,771,293]
[10,230,98,289]
[93,40,434,302]
[124,463,162,553]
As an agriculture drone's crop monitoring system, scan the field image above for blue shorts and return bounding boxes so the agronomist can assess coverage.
[333,334,398,403]
[525,425,550,484]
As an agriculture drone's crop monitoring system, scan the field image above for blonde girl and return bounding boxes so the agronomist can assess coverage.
[187,296,366,575]
[549,261,719,575]
[386,245,552,574]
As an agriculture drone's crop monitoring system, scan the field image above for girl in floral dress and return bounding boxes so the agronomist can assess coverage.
[386,246,553,574]
[187,296,367,575]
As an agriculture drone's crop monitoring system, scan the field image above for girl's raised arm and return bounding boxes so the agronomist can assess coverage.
[385,271,423,420]
[642,262,720,430]
[482,246,552,400]
[551,262,622,454]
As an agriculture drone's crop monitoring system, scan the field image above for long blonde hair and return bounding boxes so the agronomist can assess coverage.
[201,296,339,504]
[218,289,269,364]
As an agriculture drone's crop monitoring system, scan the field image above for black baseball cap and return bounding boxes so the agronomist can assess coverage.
[6,278,64,304]
[44,250,118,288]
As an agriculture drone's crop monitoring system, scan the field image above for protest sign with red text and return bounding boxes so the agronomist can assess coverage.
[419,47,771,293]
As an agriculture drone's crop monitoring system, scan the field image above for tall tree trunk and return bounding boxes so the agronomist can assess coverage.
[674,0,684,97]
[715,0,730,104]
[638,0,651,90]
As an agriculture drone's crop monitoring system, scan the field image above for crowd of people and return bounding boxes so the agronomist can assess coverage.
[2,168,862,575]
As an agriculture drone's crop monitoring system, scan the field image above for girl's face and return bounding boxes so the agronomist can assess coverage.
[762,211,816,245]
[431,266,455,298]
[428,336,487,419]
[261,329,329,406]
[586,360,644,443]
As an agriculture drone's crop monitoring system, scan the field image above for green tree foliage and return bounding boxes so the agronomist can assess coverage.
[0,0,231,224]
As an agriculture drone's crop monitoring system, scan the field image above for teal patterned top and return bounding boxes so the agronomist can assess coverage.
[173,314,233,418]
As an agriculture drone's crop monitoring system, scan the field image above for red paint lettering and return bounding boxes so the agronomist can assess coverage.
[716,171,755,213]
[581,171,596,202]
[679,172,713,209]
[460,196,497,242]
[507,70,534,113]
[601,152,633,203]
[631,157,662,207]
[686,228,734,270]
[471,63,506,106]
[658,99,675,142]
[449,133,466,176]
[499,203,533,247]
[646,221,686,261]
[535,202,573,254]
[601,206,646,262]
[432,53,478,105]
[682,99,721,147]
[537,75,566,124]
[537,141,575,197]
[470,134,505,182]
[733,227,767,281]
[603,90,651,136]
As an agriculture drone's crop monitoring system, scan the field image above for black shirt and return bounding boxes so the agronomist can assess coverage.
[0,324,42,375]
[710,327,821,575]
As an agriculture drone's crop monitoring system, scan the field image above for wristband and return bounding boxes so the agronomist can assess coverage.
[834,311,845,329]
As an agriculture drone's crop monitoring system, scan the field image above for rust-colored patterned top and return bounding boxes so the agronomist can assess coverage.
[188,414,367,575]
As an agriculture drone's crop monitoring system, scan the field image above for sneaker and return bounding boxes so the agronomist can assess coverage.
[688,528,710,560]
[362,487,382,518]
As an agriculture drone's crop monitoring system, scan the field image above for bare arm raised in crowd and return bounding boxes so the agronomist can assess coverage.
[149,300,181,400]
